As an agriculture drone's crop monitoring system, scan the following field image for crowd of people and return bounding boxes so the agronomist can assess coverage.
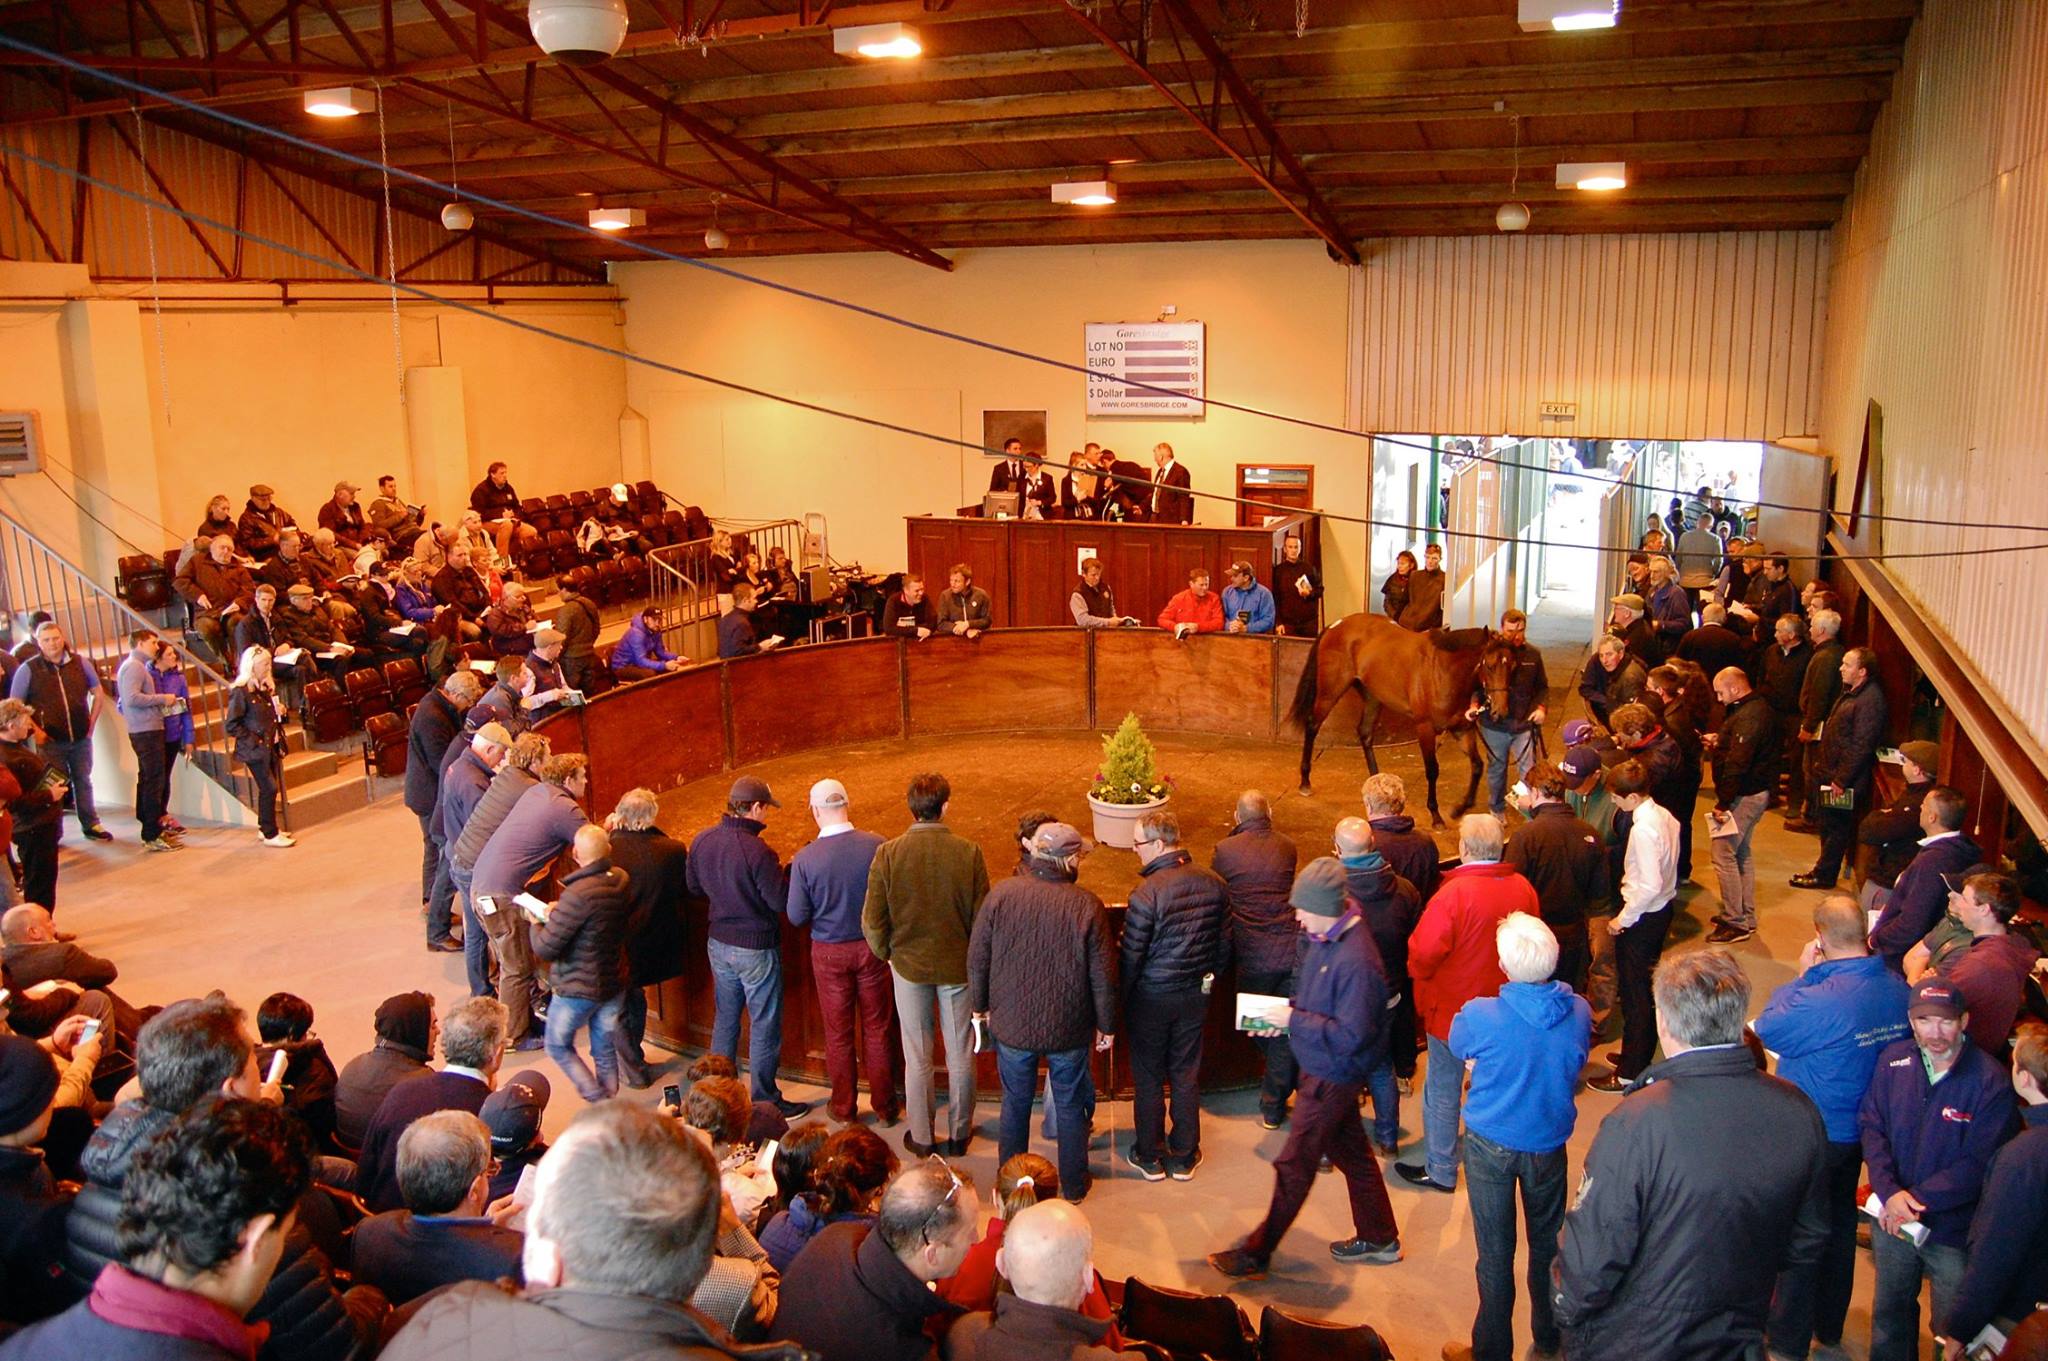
[1,479,2046,1360]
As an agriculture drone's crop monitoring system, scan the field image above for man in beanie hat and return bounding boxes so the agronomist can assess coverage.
[335,992,438,1153]
[1209,857,1399,1278]
[1860,977,2015,1361]
[968,822,1115,1200]
[0,1035,74,1324]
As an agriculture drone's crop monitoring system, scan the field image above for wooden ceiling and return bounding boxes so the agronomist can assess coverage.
[0,0,1916,270]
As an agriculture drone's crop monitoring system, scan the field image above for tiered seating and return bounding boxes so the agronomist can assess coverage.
[1119,1277,1257,1361]
[383,658,429,710]
[343,668,393,724]
[365,711,407,777]
[507,481,694,581]
[302,679,355,744]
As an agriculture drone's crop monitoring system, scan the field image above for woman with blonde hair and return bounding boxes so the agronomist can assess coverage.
[223,645,293,847]
[935,1152,1123,1343]
[708,530,739,612]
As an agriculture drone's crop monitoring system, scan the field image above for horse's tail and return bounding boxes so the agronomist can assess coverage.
[1288,640,1321,731]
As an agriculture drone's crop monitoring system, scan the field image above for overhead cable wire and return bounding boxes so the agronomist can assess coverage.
[0,31,2033,537]
[5,139,2046,567]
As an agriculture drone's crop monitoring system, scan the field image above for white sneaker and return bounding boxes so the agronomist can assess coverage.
[261,833,297,848]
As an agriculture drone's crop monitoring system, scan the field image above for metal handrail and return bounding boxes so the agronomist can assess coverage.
[0,509,263,812]
[649,519,807,660]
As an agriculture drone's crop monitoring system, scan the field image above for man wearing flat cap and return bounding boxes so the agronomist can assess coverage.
[1605,593,1656,666]
[969,821,1115,1200]
[688,776,808,1119]
[1210,856,1400,1279]
[318,480,373,551]
[521,628,574,719]
[1860,978,2015,1361]
[235,482,297,562]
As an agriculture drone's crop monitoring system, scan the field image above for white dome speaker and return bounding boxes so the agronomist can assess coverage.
[528,0,630,66]
[1496,201,1531,232]
[440,202,474,231]
[703,226,729,251]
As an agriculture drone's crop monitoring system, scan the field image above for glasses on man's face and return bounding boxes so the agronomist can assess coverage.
[919,1156,964,1248]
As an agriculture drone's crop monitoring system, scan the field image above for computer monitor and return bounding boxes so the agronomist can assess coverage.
[982,492,1022,519]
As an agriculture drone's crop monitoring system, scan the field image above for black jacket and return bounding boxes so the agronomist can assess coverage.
[1578,657,1646,728]
[334,1040,432,1153]
[1799,640,1847,732]
[1710,691,1781,807]
[1815,679,1889,789]
[1476,642,1548,730]
[1672,623,1748,682]
[352,1210,524,1306]
[65,1102,370,1361]
[1554,1046,1830,1361]
[0,1144,73,1325]
[1504,804,1609,934]
[533,859,635,1001]
[1755,639,1812,717]
[1209,817,1300,978]
[13,650,97,741]
[358,1071,492,1213]
[223,684,285,766]
[1120,849,1230,997]
[1341,856,1421,993]
[611,826,691,987]
[1367,815,1441,903]
[404,689,465,816]
[775,1222,958,1361]
[1857,778,1937,889]
[968,864,1115,1054]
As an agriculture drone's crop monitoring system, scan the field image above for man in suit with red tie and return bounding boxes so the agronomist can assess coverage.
[1151,442,1194,524]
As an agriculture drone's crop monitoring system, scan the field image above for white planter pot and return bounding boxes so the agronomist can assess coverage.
[1086,792,1169,850]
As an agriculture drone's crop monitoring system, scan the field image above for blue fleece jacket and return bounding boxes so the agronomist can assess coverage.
[1448,980,1592,1154]
[1859,1036,2017,1249]
[1753,954,1911,1143]
[1286,910,1391,1085]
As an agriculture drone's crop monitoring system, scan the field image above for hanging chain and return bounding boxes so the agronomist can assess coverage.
[1509,112,1521,197]
[375,88,405,408]
[445,98,460,195]
[132,104,173,427]
[1295,0,1308,40]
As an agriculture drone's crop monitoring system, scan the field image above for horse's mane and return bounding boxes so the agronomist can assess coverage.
[1426,627,1494,652]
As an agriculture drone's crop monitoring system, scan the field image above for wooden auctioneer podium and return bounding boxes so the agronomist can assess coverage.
[905,511,1322,630]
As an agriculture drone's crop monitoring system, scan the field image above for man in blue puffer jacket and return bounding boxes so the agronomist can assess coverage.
[1442,912,1591,1361]
[1755,893,1911,1361]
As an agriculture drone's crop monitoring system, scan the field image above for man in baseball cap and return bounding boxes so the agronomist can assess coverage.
[689,774,808,1119]
[480,1070,552,1200]
[1211,857,1400,1279]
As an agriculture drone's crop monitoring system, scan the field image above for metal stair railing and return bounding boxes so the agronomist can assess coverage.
[0,508,264,811]
[649,518,806,661]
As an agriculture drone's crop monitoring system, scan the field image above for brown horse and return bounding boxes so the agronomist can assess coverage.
[1289,613,1513,826]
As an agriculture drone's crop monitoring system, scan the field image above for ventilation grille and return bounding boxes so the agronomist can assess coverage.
[0,412,42,477]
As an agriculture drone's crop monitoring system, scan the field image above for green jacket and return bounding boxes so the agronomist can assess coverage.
[861,823,991,985]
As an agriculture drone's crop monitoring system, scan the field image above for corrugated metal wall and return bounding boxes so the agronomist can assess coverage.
[1819,0,2048,748]
[0,118,560,284]
[1355,230,1829,441]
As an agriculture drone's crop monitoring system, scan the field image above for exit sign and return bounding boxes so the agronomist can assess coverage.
[1539,401,1578,420]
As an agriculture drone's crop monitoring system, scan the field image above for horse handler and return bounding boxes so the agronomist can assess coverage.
[1470,609,1548,818]
[1208,858,1404,1278]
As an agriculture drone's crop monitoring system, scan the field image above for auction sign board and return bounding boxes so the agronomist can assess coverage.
[1084,321,1206,418]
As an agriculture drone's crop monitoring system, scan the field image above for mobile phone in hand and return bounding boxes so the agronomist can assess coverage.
[77,1017,101,1044]
[662,1084,681,1110]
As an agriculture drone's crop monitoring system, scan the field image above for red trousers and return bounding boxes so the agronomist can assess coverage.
[811,938,900,1122]
[1245,1072,1398,1256]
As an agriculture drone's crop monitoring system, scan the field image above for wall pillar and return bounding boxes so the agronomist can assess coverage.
[405,367,470,529]
[58,298,162,581]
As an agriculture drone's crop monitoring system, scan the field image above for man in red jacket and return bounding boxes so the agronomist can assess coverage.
[1396,814,1538,1194]
[1155,569,1224,637]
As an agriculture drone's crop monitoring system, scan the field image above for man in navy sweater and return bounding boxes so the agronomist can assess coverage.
[1859,979,2017,1361]
[1756,893,1911,1361]
[1943,1025,2048,1355]
[1867,788,1981,973]
[788,778,897,1126]
[1209,858,1400,1279]
[356,997,511,1213]
[688,775,808,1119]
[1442,913,1591,1361]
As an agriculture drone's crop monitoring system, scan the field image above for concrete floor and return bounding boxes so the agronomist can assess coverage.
[61,712,1880,1360]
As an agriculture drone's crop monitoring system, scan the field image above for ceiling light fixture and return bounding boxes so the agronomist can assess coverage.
[303,86,377,118]
[704,194,728,251]
[833,22,923,59]
[1517,0,1619,31]
[528,0,631,65]
[1496,111,1529,232]
[1052,179,1116,207]
[1557,161,1627,191]
[440,101,472,231]
[588,206,645,232]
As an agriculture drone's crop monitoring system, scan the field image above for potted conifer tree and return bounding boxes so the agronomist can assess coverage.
[1086,713,1173,849]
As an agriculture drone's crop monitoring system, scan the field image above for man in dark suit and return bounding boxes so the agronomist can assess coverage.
[353,1109,524,1304]
[988,440,1032,495]
[1150,442,1194,524]
[406,670,484,953]
[356,997,511,1212]
[605,787,690,1089]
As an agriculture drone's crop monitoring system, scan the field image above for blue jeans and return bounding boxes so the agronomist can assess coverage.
[41,736,98,831]
[1423,1034,1463,1185]
[997,1042,1093,1198]
[1365,1054,1400,1147]
[1464,1130,1566,1361]
[708,939,785,1104]
[1481,725,1536,815]
[545,992,625,1102]
[1870,1228,1966,1361]
[451,866,492,997]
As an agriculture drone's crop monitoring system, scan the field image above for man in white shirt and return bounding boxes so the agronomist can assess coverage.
[1150,442,1193,524]
[1589,758,1679,1093]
